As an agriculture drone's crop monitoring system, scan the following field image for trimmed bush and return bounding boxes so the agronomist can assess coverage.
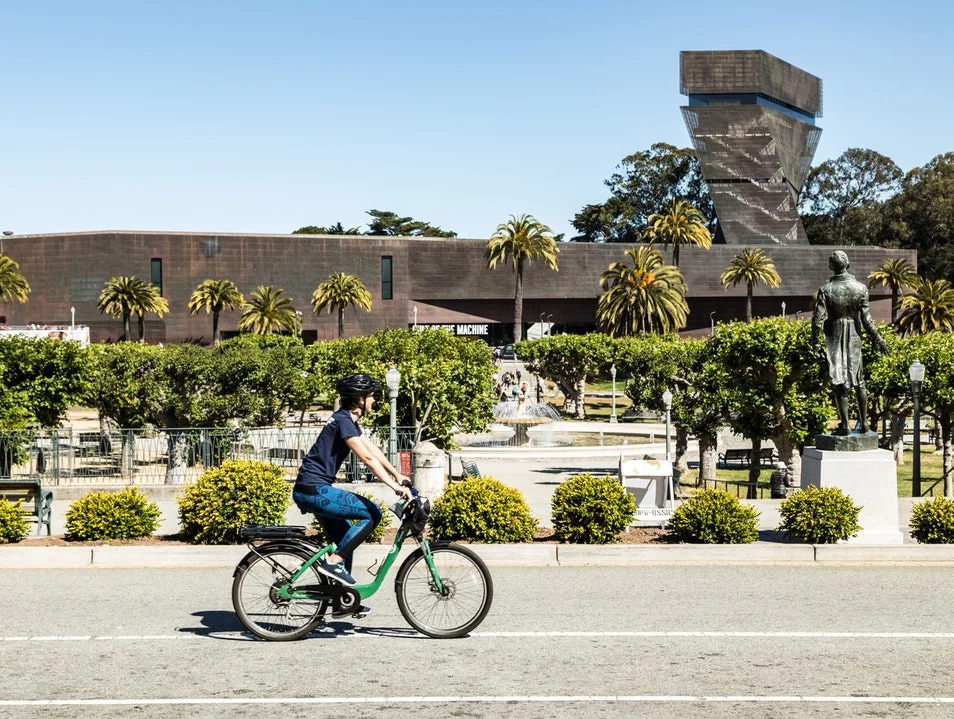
[551,472,636,544]
[778,486,862,544]
[668,488,760,544]
[65,487,161,541]
[910,496,954,544]
[0,498,29,544]
[178,459,289,545]
[309,489,391,544]
[429,476,537,543]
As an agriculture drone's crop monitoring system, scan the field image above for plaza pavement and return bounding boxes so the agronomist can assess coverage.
[3,419,952,568]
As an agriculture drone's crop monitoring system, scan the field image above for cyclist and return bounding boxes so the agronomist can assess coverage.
[293,373,412,592]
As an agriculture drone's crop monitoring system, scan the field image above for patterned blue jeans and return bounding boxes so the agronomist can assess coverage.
[293,484,382,572]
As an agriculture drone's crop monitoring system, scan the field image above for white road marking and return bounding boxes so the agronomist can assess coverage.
[0,695,953,706]
[3,630,954,642]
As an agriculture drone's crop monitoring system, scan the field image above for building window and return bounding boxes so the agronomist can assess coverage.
[151,258,163,295]
[381,256,393,300]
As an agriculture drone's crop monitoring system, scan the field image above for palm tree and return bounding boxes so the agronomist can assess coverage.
[0,255,30,305]
[97,276,149,340]
[867,258,919,323]
[719,248,782,321]
[188,279,244,346]
[643,199,712,268]
[133,284,170,342]
[898,279,954,335]
[237,286,298,335]
[486,214,560,342]
[311,272,372,338]
[597,246,688,336]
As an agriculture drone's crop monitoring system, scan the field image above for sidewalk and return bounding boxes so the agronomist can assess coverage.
[3,454,948,569]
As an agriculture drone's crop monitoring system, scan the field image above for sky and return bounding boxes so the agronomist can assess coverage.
[2,0,952,241]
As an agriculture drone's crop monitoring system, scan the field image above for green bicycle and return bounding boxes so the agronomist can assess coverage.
[231,491,494,641]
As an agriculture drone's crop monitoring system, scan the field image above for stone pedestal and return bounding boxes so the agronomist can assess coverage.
[412,441,448,500]
[801,447,903,545]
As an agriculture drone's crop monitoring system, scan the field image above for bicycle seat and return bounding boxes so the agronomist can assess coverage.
[239,525,308,540]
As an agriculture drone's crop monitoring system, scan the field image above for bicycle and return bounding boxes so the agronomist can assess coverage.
[231,490,494,641]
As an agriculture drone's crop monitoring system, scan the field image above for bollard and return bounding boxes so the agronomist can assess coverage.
[412,441,448,500]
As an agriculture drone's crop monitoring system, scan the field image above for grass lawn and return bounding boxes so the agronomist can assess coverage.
[582,394,633,421]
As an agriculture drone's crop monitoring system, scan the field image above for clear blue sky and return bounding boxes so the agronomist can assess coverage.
[2,0,951,240]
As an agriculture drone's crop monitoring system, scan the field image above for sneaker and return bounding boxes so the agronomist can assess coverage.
[333,604,371,618]
[316,558,356,586]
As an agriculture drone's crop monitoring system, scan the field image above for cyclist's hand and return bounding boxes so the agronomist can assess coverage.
[396,476,413,499]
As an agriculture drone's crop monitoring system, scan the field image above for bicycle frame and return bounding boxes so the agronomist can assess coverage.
[273,520,445,603]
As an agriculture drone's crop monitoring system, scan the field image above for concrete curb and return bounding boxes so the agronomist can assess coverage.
[5,542,954,569]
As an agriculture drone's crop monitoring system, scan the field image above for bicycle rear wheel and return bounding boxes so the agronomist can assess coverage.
[394,543,493,638]
[232,544,329,641]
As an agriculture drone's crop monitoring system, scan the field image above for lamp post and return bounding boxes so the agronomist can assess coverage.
[662,388,672,462]
[547,314,553,336]
[70,306,75,331]
[910,358,925,497]
[294,310,302,338]
[709,311,716,335]
[412,305,418,329]
[609,364,618,423]
[386,365,401,466]
[781,301,786,318]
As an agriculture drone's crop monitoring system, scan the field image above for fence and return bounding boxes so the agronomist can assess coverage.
[0,425,417,486]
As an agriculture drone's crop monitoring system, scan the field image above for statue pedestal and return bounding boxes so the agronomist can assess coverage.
[801,447,903,545]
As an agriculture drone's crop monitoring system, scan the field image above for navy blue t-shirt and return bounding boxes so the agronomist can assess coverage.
[296,409,362,487]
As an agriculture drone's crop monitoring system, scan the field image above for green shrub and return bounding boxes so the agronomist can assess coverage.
[0,498,29,544]
[429,476,537,543]
[65,487,161,541]
[910,496,954,544]
[551,472,636,544]
[309,490,391,544]
[668,488,760,544]
[778,486,862,544]
[178,459,290,544]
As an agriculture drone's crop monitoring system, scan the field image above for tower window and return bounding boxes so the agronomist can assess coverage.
[381,256,393,300]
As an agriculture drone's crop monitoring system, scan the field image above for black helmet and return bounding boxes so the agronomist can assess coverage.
[335,373,381,398]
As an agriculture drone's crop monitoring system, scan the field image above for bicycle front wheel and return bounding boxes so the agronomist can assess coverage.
[395,543,493,638]
[232,544,329,641]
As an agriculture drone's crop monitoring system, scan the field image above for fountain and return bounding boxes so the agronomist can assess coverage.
[491,396,561,446]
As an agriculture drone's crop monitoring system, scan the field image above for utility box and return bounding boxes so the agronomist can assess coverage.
[619,458,675,527]
[412,441,447,500]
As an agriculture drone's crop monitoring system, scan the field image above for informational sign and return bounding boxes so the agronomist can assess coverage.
[0,326,91,348]
[412,323,490,338]
[619,458,675,526]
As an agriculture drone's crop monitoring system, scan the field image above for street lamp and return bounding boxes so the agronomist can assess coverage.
[412,305,418,329]
[547,314,553,336]
[385,364,401,466]
[709,311,716,335]
[910,358,925,497]
[609,364,618,423]
[295,310,303,338]
[662,388,673,462]
[781,301,786,318]
[70,306,75,331]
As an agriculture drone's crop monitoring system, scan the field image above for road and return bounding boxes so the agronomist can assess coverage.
[2,564,954,718]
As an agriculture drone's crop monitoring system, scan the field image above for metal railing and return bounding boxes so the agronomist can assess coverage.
[0,425,417,486]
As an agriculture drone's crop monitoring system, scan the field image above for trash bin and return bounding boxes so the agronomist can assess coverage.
[412,441,447,500]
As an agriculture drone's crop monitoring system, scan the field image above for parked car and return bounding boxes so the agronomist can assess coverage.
[498,344,517,360]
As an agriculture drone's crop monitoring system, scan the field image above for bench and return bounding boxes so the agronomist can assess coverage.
[0,478,52,536]
[717,448,779,468]
[620,408,662,423]
[265,447,304,466]
[460,458,481,480]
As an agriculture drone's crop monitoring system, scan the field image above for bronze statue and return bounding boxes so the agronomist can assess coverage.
[811,251,888,436]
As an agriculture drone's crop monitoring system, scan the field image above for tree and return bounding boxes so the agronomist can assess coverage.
[0,255,30,304]
[515,334,615,419]
[237,286,299,335]
[486,214,560,342]
[134,283,169,343]
[0,336,90,428]
[365,210,457,238]
[292,223,362,235]
[643,198,712,267]
[799,148,903,246]
[311,272,373,338]
[719,248,782,321]
[571,143,714,242]
[898,279,954,335]
[188,279,245,346]
[97,276,154,341]
[597,246,688,336]
[867,258,919,324]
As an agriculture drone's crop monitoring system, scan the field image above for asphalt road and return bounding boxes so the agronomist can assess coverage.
[2,564,954,718]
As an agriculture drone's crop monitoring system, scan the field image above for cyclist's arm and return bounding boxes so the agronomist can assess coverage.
[345,435,412,498]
